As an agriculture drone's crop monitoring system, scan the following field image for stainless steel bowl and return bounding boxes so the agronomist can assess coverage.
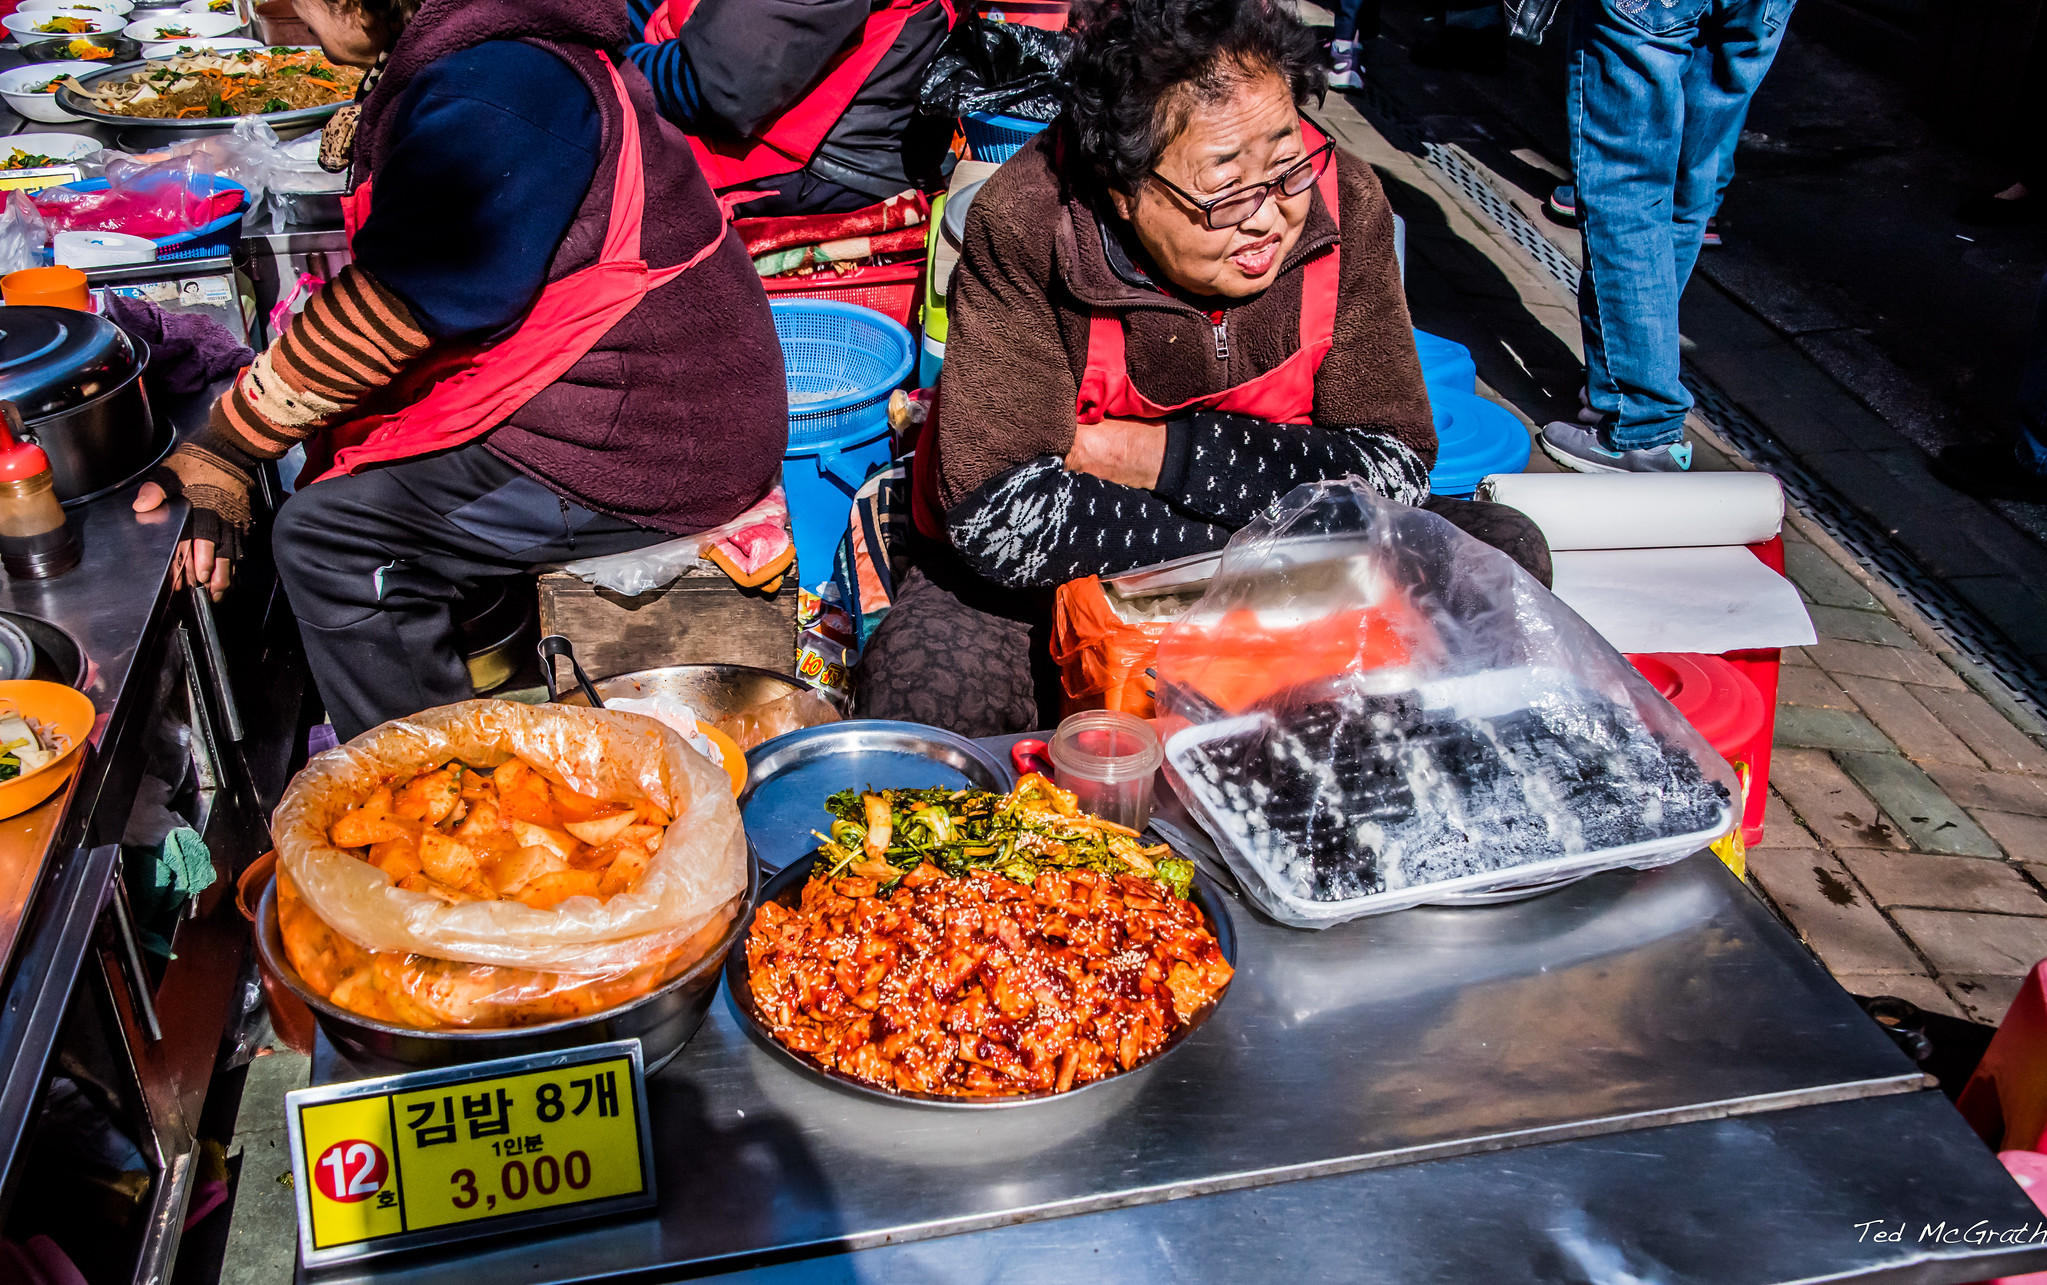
[726,851,1237,1109]
[553,663,814,724]
[253,848,760,1075]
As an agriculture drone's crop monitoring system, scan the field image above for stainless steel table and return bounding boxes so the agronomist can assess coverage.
[304,848,2047,1284]
[0,380,311,1282]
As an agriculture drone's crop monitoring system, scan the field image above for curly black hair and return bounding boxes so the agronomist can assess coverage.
[1065,0,1327,198]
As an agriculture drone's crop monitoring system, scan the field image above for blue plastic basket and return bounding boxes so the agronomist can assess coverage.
[961,110,1050,163]
[1428,389,1533,497]
[1413,328,1477,397]
[51,175,248,262]
[772,299,916,588]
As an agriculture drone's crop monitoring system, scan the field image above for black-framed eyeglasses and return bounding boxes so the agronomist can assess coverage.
[1148,141,1336,230]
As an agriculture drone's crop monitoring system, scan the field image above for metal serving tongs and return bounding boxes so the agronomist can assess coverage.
[537,634,605,708]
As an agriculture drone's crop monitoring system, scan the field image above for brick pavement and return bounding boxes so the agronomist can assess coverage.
[1753,519,2047,1023]
[1304,73,2047,1029]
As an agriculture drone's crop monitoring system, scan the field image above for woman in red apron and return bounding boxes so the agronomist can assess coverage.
[133,0,787,741]
[623,0,954,217]
[861,0,1551,736]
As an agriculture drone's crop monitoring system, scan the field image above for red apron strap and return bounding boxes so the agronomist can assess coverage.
[687,0,941,192]
[1073,310,1130,427]
[1297,126,1342,351]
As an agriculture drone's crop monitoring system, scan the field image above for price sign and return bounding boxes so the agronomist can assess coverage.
[285,1040,656,1267]
[0,165,83,194]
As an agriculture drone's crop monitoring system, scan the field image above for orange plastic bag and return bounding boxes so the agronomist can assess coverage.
[1155,604,1417,714]
[1051,577,1172,718]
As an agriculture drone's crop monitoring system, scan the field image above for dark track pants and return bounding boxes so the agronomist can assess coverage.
[272,439,669,742]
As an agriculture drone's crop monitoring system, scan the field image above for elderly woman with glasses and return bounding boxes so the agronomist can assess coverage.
[861,0,1551,736]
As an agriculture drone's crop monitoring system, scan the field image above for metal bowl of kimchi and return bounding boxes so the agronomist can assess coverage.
[726,840,1237,1109]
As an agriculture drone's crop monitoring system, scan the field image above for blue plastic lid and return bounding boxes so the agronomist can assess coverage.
[1428,389,1532,497]
[1413,328,1477,397]
[962,110,1051,133]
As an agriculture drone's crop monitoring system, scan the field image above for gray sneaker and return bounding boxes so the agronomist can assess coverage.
[1538,420,1693,474]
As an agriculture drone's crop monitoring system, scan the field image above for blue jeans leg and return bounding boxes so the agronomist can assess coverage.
[1331,0,1380,41]
[1671,0,1795,282]
[1573,0,1794,451]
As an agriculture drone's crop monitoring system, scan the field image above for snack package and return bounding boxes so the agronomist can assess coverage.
[272,701,748,977]
[1156,480,1737,928]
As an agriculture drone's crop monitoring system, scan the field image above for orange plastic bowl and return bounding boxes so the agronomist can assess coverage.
[0,680,95,820]
[695,720,747,796]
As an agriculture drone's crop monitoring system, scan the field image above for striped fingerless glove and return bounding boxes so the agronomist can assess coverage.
[151,266,432,551]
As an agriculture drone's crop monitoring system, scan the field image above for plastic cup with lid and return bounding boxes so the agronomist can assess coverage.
[1047,709,1163,832]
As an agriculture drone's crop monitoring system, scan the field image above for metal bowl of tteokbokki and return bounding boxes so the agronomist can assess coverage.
[255,851,758,1076]
[254,700,760,1074]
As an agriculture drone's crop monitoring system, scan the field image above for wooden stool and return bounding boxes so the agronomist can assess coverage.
[536,564,798,686]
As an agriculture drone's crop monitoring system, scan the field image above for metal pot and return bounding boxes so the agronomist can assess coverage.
[0,307,167,505]
[553,663,816,722]
[252,849,761,1076]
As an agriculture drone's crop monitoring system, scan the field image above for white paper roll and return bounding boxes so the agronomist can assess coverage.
[52,230,156,270]
[1475,471,1783,550]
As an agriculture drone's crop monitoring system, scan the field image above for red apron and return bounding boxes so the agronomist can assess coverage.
[640,0,951,192]
[909,134,1343,540]
[313,52,730,483]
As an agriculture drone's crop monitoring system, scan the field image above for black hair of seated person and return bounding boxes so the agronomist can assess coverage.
[1065,0,1329,198]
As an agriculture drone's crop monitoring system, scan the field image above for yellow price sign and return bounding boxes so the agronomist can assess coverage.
[286,1041,656,1267]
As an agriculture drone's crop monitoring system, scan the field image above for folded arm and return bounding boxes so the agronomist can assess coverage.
[947,411,1430,589]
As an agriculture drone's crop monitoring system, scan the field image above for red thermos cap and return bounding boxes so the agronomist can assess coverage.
[0,403,49,484]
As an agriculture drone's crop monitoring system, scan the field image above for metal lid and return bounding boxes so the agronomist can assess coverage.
[0,306,141,420]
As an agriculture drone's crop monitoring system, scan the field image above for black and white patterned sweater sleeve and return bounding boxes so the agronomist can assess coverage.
[1156,411,1429,527]
[946,412,1433,589]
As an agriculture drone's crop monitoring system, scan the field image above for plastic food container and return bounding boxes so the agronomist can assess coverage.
[1048,709,1163,832]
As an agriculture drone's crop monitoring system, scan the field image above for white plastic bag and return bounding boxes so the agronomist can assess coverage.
[272,699,747,972]
[1156,479,1737,928]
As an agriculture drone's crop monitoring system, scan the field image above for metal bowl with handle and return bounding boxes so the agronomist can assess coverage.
[252,849,760,1076]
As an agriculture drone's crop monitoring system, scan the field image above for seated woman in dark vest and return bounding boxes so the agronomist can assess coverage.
[133,0,787,742]
[858,0,1550,737]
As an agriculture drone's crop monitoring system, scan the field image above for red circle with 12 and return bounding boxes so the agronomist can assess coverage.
[314,1139,389,1203]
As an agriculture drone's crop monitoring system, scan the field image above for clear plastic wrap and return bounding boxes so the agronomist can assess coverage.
[1156,480,1737,928]
[710,687,840,751]
[272,700,748,975]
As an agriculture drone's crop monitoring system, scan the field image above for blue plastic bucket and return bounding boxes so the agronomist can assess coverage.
[961,110,1050,163]
[1428,389,1532,497]
[1414,329,1477,397]
[773,299,916,589]
[918,333,945,389]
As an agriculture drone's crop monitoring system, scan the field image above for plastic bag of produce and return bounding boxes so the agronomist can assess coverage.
[1156,479,1737,928]
[273,700,747,976]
